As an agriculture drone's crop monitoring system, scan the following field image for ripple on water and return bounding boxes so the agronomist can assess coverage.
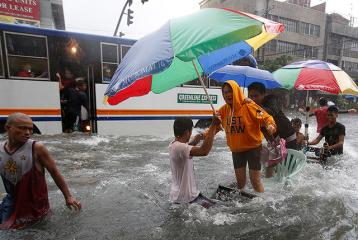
[72,135,110,145]
[1,116,358,239]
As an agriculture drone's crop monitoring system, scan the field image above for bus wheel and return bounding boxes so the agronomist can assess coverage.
[0,120,5,134]
[33,124,41,134]
[0,120,41,134]
[194,118,212,129]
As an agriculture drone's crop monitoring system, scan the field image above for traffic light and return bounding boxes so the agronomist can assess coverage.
[127,8,134,26]
[141,0,149,4]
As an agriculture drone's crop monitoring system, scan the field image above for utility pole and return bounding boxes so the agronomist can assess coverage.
[261,0,272,62]
[338,36,345,68]
[349,2,354,27]
[113,0,132,37]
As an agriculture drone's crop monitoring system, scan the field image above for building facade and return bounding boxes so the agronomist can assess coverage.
[199,0,326,62]
[0,0,65,30]
[200,0,358,105]
[40,0,65,29]
[200,0,358,80]
[324,13,358,78]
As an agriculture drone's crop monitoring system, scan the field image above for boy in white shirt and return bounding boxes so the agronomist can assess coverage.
[169,116,220,208]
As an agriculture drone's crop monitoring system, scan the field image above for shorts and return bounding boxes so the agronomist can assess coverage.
[232,146,262,171]
[0,194,14,224]
[189,193,216,209]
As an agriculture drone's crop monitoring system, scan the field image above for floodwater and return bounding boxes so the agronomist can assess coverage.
[1,114,358,240]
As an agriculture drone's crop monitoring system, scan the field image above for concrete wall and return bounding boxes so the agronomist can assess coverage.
[40,0,65,29]
[330,22,358,39]
[325,14,358,77]
[200,0,257,12]
[270,1,326,47]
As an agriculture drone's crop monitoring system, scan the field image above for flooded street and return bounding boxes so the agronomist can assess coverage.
[0,0,357,239]
[1,114,358,240]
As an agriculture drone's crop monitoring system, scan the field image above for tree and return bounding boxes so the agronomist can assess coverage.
[259,55,292,72]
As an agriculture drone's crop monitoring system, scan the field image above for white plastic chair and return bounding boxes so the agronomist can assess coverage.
[274,149,307,181]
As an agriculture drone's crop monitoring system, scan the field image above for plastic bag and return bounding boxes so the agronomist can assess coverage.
[81,106,89,120]
[261,136,287,167]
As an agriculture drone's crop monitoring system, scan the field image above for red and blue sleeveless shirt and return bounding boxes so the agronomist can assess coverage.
[0,139,50,229]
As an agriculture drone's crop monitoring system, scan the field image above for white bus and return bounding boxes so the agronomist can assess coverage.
[0,23,228,136]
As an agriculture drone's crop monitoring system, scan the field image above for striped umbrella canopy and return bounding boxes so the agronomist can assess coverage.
[105,8,284,105]
[273,60,358,96]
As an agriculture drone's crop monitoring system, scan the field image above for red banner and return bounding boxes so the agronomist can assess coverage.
[0,0,40,22]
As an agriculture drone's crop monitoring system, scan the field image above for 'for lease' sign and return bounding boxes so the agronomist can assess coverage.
[0,0,40,26]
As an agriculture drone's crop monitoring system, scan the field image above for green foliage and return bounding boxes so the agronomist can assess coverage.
[336,95,358,109]
[259,55,293,72]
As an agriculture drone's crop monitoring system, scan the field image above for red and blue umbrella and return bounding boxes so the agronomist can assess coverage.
[104,8,284,105]
[209,65,282,89]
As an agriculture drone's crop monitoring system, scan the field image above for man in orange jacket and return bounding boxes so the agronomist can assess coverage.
[217,81,276,192]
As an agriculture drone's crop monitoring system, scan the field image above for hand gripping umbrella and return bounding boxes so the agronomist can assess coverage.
[104,8,284,112]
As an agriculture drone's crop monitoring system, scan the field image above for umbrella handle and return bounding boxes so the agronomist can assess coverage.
[305,91,309,141]
[192,60,216,113]
[192,60,224,131]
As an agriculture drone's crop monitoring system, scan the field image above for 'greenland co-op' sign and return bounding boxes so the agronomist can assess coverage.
[177,93,218,104]
[0,0,40,26]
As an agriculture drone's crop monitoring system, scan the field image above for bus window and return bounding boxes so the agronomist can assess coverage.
[120,45,131,60]
[209,78,223,88]
[4,32,49,80]
[101,43,118,83]
[0,38,4,78]
[183,76,208,88]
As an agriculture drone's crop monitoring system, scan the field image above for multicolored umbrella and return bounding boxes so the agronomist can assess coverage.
[105,8,284,105]
[209,65,282,89]
[274,59,358,139]
[273,60,358,96]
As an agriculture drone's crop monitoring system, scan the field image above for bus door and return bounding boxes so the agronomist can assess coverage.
[49,36,100,133]
[86,64,97,134]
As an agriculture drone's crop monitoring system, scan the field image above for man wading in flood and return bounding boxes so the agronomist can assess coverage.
[0,113,81,229]
[308,106,346,156]
[169,116,221,208]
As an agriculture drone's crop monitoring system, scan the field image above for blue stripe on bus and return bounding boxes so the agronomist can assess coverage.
[97,116,211,121]
[1,116,211,122]
[0,23,136,45]
[0,117,61,121]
